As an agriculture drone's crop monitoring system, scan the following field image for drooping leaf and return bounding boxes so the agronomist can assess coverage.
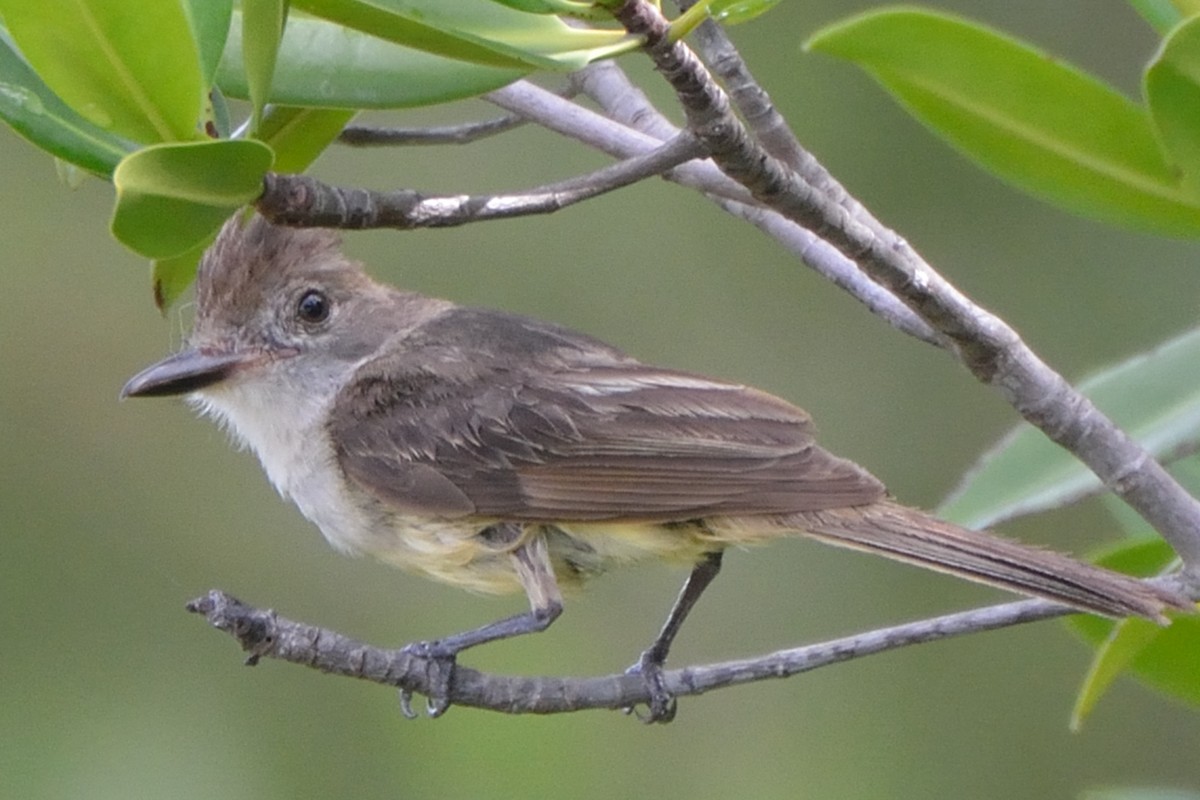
[112,139,273,259]
[216,12,526,108]
[1069,539,1199,724]
[0,27,132,176]
[257,106,355,173]
[1071,616,1165,730]
[242,0,287,132]
[152,235,213,311]
[807,8,1200,236]
[182,0,235,84]
[290,0,634,71]
[1146,16,1200,197]
[0,0,204,143]
[938,327,1200,529]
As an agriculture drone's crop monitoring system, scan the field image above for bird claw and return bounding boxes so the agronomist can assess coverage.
[400,639,457,718]
[623,653,678,724]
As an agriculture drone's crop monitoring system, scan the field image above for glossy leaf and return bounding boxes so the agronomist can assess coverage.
[807,8,1200,236]
[242,0,287,131]
[1146,17,1200,197]
[183,0,235,84]
[112,139,273,258]
[712,0,781,25]
[0,0,204,143]
[217,12,526,108]
[938,327,1200,529]
[257,106,355,174]
[0,28,131,176]
[291,0,634,70]
[1069,539,1200,724]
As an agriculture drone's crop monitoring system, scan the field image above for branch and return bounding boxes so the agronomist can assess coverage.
[187,588,1095,716]
[613,0,1200,572]
[256,132,703,228]
[486,77,945,347]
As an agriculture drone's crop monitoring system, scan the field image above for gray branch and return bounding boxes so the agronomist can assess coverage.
[187,588,1093,717]
[611,0,1200,572]
[256,132,703,228]
[485,76,944,346]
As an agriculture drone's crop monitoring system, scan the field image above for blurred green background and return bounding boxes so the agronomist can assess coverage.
[4,1,1200,797]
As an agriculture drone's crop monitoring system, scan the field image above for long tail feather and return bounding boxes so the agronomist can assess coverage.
[791,501,1190,623]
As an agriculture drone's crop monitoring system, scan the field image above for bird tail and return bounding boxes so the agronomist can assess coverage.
[790,500,1190,623]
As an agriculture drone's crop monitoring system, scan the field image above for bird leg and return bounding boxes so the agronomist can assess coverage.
[627,550,724,723]
[401,523,563,717]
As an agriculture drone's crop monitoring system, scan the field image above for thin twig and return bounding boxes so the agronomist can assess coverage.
[339,115,527,147]
[257,132,704,228]
[614,0,1200,572]
[487,77,943,346]
[186,587,1091,716]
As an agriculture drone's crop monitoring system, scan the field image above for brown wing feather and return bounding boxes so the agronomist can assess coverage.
[330,308,886,522]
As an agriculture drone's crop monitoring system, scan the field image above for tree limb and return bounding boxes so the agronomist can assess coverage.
[187,587,1101,716]
[256,132,704,228]
[613,0,1200,572]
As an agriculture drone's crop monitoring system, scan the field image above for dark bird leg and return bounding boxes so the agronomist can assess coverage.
[627,550,724,723]
[401,523,563,717]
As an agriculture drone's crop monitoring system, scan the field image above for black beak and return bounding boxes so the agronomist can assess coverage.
[121,348,256,398]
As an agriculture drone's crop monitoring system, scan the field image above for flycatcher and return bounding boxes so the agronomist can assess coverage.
[123,214,1188,720]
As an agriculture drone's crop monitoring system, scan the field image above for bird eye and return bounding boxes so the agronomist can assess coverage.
[296,290,331,324]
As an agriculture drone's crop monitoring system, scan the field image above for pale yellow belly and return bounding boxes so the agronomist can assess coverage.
[363,515,783,596]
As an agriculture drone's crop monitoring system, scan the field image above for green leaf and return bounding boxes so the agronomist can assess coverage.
[807,8,1200,236]
[1069,539,1199,724]
[1083,791,1200,800]
[217,12,526,108]
[0,27,132,176]
[257,106,355,173]
[938,327,1200,529]
[1146,17,1200,197]
[711,0,781,25]
[242,0,287,132]
[1071,616,1164,730]
[182,0,234,84]
[1130,0,1186,34]
[151,236,212,311]
[485,0,608,19]
[0,0,204,143]
[112,139,273,258]
[290,0,634,71]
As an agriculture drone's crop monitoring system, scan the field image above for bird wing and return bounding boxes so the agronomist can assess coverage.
[330,311,886,522]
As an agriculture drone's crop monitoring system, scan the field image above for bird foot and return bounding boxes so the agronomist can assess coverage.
[400,639,458,718]
[624,651,677,724]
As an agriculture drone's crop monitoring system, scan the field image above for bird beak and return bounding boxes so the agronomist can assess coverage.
[121,347,258,399]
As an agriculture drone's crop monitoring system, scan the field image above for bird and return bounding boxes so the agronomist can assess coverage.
[122,213,1189,721]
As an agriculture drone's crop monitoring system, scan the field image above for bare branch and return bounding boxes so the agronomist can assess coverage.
[256,132,704,229]
[186,588,1088,716]
[339,115,526,147]
[487,77,943,346]
[613,0,1200,572]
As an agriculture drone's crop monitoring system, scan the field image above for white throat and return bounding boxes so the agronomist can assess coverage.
[189,355,370,554]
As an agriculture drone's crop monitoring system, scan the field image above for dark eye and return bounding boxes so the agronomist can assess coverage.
[296,290,331,324]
